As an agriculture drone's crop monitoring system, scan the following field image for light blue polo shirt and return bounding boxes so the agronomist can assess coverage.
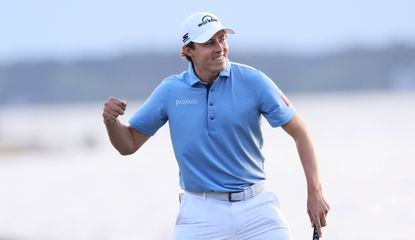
[129,61,296,192]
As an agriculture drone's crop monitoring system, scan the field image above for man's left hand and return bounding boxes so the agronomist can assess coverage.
[307,192,330,238]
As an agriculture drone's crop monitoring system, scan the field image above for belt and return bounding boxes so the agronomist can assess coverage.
[185,181,266,202]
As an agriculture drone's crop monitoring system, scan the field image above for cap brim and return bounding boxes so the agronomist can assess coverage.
[192,27,235,43]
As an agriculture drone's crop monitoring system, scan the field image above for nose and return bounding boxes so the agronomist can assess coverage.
[214,39,224,52]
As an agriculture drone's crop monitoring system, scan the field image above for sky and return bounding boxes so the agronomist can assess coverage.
[1,0,414,63]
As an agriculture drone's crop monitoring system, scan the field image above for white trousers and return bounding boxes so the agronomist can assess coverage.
[174,191,293,240]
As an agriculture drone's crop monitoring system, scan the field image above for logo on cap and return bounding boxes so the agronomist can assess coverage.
[198,15,218,27]
[182,33,189,43]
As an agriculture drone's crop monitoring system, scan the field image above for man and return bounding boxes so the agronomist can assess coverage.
[103,11,329,240]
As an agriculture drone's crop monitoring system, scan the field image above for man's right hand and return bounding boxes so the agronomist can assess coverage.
[102,97,150,155]
[102,97,128,124]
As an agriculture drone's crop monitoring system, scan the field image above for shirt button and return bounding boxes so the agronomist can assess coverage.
[210,88,214,92]
[209,102,213,106]
[210,116,215,120]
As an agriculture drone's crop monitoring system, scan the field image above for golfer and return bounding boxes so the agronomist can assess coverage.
[103,11,330,240]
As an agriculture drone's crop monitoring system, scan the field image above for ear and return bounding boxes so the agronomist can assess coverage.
[182,45,193,58]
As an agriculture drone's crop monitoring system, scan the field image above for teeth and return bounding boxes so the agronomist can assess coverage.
[214,56,224,61]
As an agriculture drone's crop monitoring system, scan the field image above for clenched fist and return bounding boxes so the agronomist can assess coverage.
[102,97,128,124]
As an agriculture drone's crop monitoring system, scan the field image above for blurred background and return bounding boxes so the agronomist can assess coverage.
[0,0,414,239]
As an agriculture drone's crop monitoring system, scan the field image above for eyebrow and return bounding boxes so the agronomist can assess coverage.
[202,32,227,45]
[209,33,227,41]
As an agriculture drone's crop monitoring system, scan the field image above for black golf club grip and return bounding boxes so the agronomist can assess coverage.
[312,225,319,240]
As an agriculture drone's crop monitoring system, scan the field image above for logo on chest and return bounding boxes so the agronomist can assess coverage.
[176,98,199,106]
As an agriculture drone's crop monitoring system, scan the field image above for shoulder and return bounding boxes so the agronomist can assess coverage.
[229,61,271,85]
[169,69,187,81]
[162,70,190,87]
[230,61,261,75]
[152,71,185,92]
[148,70,192,101]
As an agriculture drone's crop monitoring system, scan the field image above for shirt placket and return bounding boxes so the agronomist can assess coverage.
[207,80,218,133]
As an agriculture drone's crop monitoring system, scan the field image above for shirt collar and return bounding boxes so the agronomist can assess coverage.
[187,60,231,87]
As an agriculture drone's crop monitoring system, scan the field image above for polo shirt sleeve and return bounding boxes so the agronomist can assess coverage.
[257,71,296,128]
[128,80,168,136]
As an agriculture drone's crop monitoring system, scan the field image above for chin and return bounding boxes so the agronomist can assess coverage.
[213,66,225,74]
[215,60,226,71]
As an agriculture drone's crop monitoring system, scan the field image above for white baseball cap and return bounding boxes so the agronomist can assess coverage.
[181,12,235,45]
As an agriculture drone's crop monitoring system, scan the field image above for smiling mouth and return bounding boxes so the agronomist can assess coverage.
[213,56,225,62]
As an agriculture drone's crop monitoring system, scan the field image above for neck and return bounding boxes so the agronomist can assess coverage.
[198,73,218,85]
[192,65,220,85]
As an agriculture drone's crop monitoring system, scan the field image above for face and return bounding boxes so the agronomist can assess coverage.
[183,31,229,82]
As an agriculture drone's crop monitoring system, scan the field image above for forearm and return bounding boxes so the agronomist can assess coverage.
[294,133,322,195]
[282,115,323,194]
[104,119,137,155]
[283,114,329,235]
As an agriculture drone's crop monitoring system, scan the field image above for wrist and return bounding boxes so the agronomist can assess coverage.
[307,183,322,195]
[103,118,118,128]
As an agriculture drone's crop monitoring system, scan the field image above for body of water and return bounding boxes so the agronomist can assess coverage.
[0,91,414,239]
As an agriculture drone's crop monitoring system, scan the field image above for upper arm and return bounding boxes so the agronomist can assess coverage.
[128,80,169,136]
[256,71,296,128]
[281,114,308,139]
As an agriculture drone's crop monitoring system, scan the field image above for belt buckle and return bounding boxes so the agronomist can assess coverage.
[228,192,240,202]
